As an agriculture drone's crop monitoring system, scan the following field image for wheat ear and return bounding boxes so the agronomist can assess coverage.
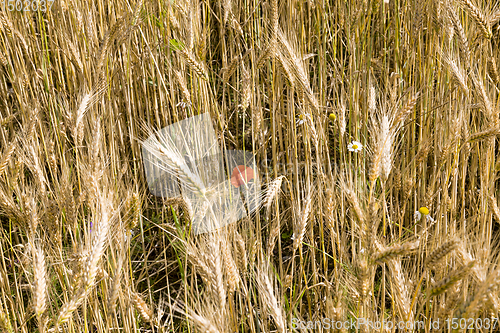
[221,234,239,292]
[132,292,153,322]
[33,245,47,321]
[459,0,492,39]
[0,141,15,176]
[186,310,221,333]
[467,127,500,142]
[257,266,286,333]
[292,194,312,253]
[430,260,475,296]
[388,259,413,321]
[425,239,459,269]
[488,195,500,223]
[53,196,112,328]
[264,176,284,216]
[179,48,209,81]
[371,240,420,264]
[0,309,13,333]
[234,231,248,273]
[141,133,207,197]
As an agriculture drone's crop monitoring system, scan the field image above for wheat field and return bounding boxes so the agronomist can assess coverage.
[1,0,500,332]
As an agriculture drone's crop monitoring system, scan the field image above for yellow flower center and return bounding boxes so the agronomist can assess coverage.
[419,207,429,215]
[329,113,336,121]
[352,144,358,149]
[299,115,304,120]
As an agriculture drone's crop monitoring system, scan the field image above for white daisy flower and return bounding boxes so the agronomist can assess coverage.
[296,114,305,126]
[348,140,363,152]
[124,229,135,241]
[414,206,435,222]
[176,100,191,109]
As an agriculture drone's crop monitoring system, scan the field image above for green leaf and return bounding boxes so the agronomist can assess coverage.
[169,39,185,51]
[152,15,163,28]
[148,77,157,87]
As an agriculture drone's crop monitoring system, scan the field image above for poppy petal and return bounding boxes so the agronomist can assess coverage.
[230,165,254,187]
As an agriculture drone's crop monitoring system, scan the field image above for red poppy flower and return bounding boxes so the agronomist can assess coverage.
[230,165,254,187]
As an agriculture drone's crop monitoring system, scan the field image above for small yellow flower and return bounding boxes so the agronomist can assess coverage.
[419,207,429,215]
[329,113,336,121]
